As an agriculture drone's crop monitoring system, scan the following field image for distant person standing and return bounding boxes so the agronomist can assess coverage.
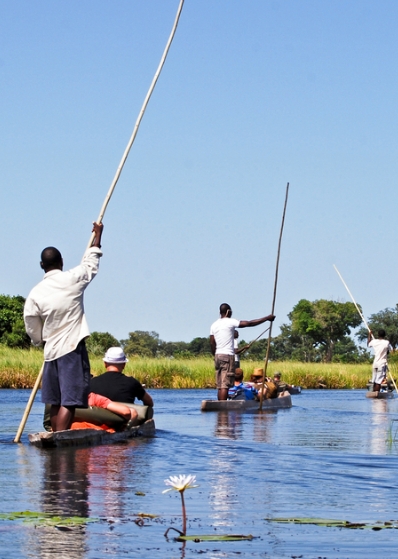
[368,329,392,394]
[24,221,104,432]
[210,303,275,401]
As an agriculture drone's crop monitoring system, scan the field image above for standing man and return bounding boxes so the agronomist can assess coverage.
[210,303,275,400]
[90,347,154,407]
[368,329,392,394]
[24,221,104,432]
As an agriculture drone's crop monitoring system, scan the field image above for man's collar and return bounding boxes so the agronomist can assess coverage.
[44,269,62,278]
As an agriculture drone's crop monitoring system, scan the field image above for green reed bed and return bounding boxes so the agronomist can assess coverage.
[0,347,373,389]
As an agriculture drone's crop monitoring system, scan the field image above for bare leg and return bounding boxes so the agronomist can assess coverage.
[373,383,381,393]
[51,405,75,432]
[50,405,60,432]
[218,388,228,401]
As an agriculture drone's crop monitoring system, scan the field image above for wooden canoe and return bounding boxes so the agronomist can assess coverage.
[201,393,292,412]
[365,391,394,400]
[29,418,156,448]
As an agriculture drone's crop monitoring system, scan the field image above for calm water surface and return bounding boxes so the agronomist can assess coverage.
[1,389,398,558]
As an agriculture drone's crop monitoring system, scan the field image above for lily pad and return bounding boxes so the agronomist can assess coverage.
[176,534,253,542]
[269,517,398,530]
[0,511,98,526]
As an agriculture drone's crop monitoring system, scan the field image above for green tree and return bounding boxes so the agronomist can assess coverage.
[289,299,362,362]
[121,331,162,357]
[85,331,120,356]
[188,337,212,355]
[357,305,398,349]
[0,294,30,348]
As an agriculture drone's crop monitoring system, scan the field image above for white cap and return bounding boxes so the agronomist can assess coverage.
[103,347,128,363]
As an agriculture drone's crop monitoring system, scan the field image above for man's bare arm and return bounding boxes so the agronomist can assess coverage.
[210,334,216,355]
[142,392,154,407]
[239,314,275,328]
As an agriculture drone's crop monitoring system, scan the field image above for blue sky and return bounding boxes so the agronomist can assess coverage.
[1,1,397,344]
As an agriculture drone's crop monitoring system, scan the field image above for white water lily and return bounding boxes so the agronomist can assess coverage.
[163,474,198,493]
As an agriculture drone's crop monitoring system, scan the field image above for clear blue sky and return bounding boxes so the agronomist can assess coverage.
[1,1,397,343]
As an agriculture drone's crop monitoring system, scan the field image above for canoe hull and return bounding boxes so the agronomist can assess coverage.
[366,391,394,400]
[201,394,292,412]
[29,418,156,448]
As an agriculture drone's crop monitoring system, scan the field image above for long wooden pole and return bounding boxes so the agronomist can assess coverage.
[14,0,185,443]
[259,183,289,410]
[87,0,185,250]
[333,264,398,394]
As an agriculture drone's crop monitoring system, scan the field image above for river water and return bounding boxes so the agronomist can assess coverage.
[1,388,398,558]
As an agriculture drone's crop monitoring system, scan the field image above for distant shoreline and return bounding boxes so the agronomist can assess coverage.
[0,347,375,389]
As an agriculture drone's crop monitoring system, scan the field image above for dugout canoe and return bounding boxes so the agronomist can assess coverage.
[29,403,155,448]
[201,392,292,412]
[365,391,394,400]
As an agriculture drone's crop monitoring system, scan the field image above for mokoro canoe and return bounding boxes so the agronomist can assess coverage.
[29,418,155,448]
[365,391,394,400]
[201,393,292,412]
[29,403,155,448]
[288,386,301,395]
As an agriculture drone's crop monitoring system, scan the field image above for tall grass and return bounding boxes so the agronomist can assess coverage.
[0,346,374,389]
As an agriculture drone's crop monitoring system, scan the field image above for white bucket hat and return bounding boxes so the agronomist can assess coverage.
[103,347,129,363]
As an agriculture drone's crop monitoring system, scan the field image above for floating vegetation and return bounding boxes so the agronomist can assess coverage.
[0,510,99,527]
[176,534,254,542]
[269,517,398,530]
[386,419,398,449]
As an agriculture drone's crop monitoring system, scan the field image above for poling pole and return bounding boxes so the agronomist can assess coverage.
[14,0,185,443]
[259,183,289,411]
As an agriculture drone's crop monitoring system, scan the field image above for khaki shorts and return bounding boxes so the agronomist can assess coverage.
[215,354,235,389]
[372,365,387,385]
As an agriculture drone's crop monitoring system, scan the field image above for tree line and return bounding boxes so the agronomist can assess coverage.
[2,294,398,362]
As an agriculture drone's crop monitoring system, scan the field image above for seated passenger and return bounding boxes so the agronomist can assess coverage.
[273,371,292,393]
[249,368,278,399]
[228,368,257,400]
[90,347,154,407]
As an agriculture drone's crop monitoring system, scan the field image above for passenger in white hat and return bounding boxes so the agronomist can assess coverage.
[90,347,153,407]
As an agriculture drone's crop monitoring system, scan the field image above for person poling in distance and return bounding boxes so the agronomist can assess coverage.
[209,303,275,401]
[24,221,104,432]
[367,329,392,395]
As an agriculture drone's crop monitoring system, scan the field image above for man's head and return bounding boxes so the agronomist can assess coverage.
[234,330,239,339]
[235,368,244,382]
[378,329,386,339]
[274,372,281,380]
[220,303,232,318]
[40,247,63,272]
[103,347,128,371]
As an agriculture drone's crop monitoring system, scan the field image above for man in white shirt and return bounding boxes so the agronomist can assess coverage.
[24,221,103,431]
[210,303,275,400]
[367,329,392,394]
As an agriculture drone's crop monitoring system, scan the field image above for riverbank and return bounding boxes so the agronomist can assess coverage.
[0,346,378,389]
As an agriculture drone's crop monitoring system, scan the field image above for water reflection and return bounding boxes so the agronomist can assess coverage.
[369,399,388,455]
[214,411,242,440]
[29,448,90,559]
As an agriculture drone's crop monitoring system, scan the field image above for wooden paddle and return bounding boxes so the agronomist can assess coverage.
[14,0,185,443]
[333,264,398,395]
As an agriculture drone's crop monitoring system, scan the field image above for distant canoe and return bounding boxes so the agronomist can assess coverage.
[287,386,301,395]
[365,391,394,400]
[201,393,292,412]
[29,418,155,448]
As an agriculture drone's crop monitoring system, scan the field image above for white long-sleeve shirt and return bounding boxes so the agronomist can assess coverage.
[24,247,102,361]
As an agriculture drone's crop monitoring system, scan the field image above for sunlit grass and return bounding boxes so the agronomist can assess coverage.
[0,346,373,389]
